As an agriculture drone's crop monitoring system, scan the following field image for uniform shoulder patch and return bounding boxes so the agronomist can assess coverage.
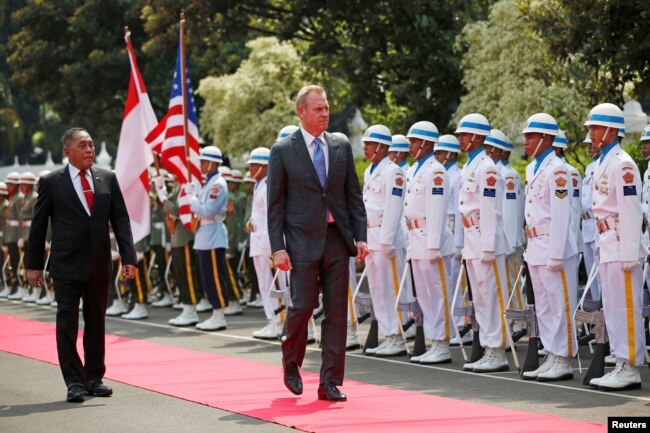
[506,180,515,190]
[555,177,567,187]
[433,176,444,186]
[486,176,497,187]
[555,189,568,199]
[572,177,578,188]
[395,176,404,187]
[623,172,634,184]
[623,185,637,196]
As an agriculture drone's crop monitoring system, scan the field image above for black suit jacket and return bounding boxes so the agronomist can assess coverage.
[27,165,136,280]
[267,130,366,262]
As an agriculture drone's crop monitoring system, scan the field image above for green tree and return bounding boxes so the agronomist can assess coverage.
[454,0,591,171]
[197,37,303,156]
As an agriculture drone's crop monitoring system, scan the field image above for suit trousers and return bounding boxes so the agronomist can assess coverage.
[528,255,579,358]
[282,223,350,386]
[411,256,453,341]
[54,277,109,387]
[171,244,202,305]
[600,261,646,366]
[466,256,509,349]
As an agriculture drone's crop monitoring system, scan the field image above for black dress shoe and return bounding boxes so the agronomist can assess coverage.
[283,362,303,395]
[317,383,347,401]
[85,381,113,397]
[66,384,85,403]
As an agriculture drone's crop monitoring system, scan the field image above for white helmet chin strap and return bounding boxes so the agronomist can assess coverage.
[532,136,545,158]
[413,139,427,160]
[251,165,263,179]
[596,127,610,148]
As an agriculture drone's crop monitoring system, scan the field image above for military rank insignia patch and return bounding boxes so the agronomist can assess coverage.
[623,172,634,184]
[623,185,637,196]
[483,188,496,197]
[431,187,444,195]
[573,189,579,197]
[486,176,497,187]
[506,192,516,199]
[392,187,403,197]
[555,177,567,187]
[555,189,568,199]
[434,176,444,186]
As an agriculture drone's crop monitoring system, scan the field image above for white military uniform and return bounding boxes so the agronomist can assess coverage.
[499,160,525,309]
[404,153,454,342]
[592,142,647,367]
[642,162,650,290]
[446,161,464,324]
[567,162,584,253]
[396,160,413,305]
[581,158,600,299]
[457,149,509,349]
[363,157,407,337]
[249,177,289,325]
[524,149,579,358]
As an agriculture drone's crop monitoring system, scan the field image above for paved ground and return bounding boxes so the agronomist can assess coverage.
[1,298,649,432]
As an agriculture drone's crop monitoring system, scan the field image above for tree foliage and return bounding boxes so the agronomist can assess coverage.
[197,37,303,156]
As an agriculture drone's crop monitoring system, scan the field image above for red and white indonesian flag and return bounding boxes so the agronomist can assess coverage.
[145,32,202,231]
[114,33,157,243]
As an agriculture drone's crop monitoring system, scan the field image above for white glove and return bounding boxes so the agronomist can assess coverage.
[621,261,640,271]
[45,241,51,250]
[480,251,495,263]
[266,256,274,269]
[17,238,24,248]
[238,241,247,252]
[546,258,564,272]
[453,247,463,260]
[152,175,167,201]
[380,243,395,257]
[111,250,120,261]
[182,182,197,196]
[428,248,442,262]
[136,251,144,262]
[165,243,172,253]
[1,245,8,254]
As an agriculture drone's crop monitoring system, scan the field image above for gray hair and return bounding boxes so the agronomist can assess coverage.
[62,127,89,147]
[295,84,326,110]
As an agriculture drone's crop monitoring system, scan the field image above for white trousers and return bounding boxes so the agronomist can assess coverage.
[528,255,579,358]
[466,256,509,349]
[347,258,357,327]
[450,254,465,328]
[411,256,453,341]
[583,240,601,300]
[253,256,289,322]
[600,261,646,366]
[504,252,525,310]
[366,250,403,336]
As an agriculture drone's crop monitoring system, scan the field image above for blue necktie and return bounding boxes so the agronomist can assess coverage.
[312,138,326,187]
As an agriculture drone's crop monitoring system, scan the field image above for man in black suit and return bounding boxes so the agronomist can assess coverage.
[267,85,368,401]
[27,128,137,403]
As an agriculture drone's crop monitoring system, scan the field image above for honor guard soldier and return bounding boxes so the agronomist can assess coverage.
[188,146,234,331]
[586,104,646,391]
[247,147,287,339]
[0,182,8,297]
[581,134,601,300]
[640,126,650,294]
[403,121,455,365]
[221,166,244,315]
[520,113,579,382]
[360,125,408,357]
[148,172,170,305]
[4,172,25,300]
[455,113,510,373]
[434,134,467,341]
[553,130,584,256]
[242,170,262,307]
[153,173,207,326]
[388,134,411,171]
[18,172,38,302]
[121,238,153,320]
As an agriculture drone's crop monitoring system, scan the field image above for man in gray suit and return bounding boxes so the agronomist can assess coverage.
[267,85,368,402]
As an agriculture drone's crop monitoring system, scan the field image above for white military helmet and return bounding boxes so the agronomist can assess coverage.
[218,165,232,181]
[247,147,271,165]
[276,125,299,142]
[199,145,223,163]
[484,129,511,151]
[552,130,568,149]
[406,121,439,143]
[5,171,20,184]
[640,125,650,142]
[38,170,51,178]
[0,182,7,195]
[331,132,349,141]
[434,134,461,153]
[584,103,625,129]
[583,133,592,144]
[230,169,243,183]
[362,124,392,146]
[455,113,491,136]
[389,134,409,152]
[19,171,37,185]
[521,113,559,136]
[243,170,255,183]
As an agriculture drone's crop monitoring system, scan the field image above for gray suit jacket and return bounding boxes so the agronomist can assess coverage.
[267,130,366,262]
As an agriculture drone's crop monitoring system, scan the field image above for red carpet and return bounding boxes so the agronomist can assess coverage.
[0,314,604,433]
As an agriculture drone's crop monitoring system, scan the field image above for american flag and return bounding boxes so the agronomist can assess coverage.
[145,38,201,230]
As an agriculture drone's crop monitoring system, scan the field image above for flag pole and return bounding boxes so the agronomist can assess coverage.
[179,13,191,184]
[125,25,162,177]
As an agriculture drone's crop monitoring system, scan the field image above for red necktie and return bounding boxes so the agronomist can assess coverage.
[80,169,94,211]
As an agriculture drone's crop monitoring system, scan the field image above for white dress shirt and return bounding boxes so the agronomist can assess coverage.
[68,164,94,215]
[300,127,329,173]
